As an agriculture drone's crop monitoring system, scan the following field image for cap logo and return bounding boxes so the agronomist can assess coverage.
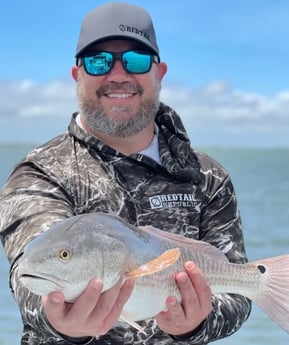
[119,24,151,42]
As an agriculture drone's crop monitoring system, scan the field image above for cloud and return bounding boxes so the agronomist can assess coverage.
[162,80,289,146]
[0,80,77,119]
[0,79,288,146]
[163,80,289,123]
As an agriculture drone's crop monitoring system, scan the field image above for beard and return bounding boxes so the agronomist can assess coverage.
[77,79,160,138]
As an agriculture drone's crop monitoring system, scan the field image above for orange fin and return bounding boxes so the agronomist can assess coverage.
[127,248,180,278]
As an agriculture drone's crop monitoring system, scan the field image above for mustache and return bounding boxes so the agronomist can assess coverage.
[96,82,143,96]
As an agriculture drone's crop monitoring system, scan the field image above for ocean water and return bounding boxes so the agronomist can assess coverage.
[0,143,288,344]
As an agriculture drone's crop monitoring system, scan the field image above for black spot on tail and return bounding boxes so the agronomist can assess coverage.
[257,265,266,274]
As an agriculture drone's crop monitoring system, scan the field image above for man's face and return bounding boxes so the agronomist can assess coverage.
[74,40,167,138]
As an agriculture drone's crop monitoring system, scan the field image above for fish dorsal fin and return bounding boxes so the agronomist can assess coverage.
[127,248,180,278]
[139,225,228,263]
[139,225,199,246]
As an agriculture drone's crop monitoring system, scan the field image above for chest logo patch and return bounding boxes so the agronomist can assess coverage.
[149,193,201,211]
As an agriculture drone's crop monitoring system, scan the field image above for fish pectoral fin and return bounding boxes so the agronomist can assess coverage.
[127,248,181,278]
[119,312,146,334]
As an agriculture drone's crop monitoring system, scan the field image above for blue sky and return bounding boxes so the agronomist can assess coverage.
[0,0,288,146]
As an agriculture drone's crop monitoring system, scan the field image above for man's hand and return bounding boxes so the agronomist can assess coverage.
[42,276,135,338]
[155,261,212,336]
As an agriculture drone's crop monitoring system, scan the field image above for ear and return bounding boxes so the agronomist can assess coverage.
[156,62,167,82]
[71,66,78,81]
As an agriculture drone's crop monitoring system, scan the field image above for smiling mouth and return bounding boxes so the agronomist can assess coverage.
[97,82,143,98]
[106,93,135,99]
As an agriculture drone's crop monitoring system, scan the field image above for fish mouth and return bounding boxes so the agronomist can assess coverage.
[19,272,65,290]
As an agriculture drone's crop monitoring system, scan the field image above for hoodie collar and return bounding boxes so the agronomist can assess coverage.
[69,102,201,183]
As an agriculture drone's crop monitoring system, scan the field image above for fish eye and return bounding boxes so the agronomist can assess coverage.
[59,249,72,260]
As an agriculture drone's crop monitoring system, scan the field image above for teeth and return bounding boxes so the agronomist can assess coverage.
[108,93,133,98]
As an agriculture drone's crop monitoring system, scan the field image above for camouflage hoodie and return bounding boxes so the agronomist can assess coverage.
[0,103,251,344]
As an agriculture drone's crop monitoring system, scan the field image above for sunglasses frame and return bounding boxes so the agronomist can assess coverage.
[77,50,159,76]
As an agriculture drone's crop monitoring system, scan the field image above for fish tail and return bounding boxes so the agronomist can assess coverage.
[250,255,289,333]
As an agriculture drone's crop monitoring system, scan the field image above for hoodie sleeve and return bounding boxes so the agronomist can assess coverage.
[0,159,92,344]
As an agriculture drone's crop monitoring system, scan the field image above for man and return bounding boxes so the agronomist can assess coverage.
[0,2,251,344]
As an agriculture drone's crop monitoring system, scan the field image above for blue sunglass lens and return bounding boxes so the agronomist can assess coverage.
[82,51,153,75]
[122,51,151,73]
[83,52,113,75]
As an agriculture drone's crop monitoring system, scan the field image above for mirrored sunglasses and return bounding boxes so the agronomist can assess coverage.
[78,50,159,76]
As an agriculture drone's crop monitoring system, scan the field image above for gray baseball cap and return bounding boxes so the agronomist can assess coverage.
[75,2,160,60]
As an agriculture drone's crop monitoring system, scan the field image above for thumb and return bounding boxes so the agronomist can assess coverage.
[42,291,66,322]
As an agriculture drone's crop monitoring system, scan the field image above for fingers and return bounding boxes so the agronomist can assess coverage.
[113,278,135,315]
[42,280,104,337]
[69,279,104,321]
[156,261,212,336]
[92,278,122,318]
[101,278,135,332]
[183,261,212,315]
[164,295,185,325]
[42,291,66,322]
[42,277,135,338]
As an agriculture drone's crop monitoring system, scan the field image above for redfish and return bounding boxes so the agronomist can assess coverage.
[17,213,289,334]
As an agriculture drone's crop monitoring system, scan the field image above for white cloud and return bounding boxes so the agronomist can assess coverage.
[0,79,288,146]
[162,80,289,123]
[161,81,289,146]
[0,80,77,119]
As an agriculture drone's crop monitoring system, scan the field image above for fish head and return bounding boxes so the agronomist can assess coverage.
[17,215,130,301]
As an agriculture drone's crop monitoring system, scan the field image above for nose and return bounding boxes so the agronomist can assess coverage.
[106,59,132,81]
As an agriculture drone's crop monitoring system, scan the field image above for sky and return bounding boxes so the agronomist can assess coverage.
[0,0,288,147]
